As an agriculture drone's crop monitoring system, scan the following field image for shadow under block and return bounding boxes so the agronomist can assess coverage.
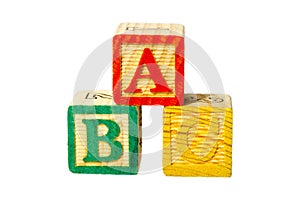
[113,23,184,106]
[163,94,233,177]
[68,91,142,174]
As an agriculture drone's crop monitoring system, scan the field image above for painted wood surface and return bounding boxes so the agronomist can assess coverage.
[113,23,184,105]
[68,91,141,174]
[163,94,233,177]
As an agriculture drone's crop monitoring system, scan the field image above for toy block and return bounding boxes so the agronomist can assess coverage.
[113,23,184,106]
[68,91,142,174]
[163,94,233,177]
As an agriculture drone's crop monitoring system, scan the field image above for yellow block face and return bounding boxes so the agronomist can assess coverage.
[163,94,233,177]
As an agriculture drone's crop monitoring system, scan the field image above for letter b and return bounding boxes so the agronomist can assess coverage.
[68,91,141,174]
[82,119,123,162]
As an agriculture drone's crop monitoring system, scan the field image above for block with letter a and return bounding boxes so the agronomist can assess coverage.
[68,91,142,174]
[113,23,184,106]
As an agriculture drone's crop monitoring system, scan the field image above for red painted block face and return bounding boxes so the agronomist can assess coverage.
[113,23,184,106]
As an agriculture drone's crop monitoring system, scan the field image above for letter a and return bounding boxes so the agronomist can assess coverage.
[124,48,172,93]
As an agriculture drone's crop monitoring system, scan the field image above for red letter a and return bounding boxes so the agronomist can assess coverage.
[124,48,172,93]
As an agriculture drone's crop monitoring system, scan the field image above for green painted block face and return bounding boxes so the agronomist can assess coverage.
[68,105,140,174]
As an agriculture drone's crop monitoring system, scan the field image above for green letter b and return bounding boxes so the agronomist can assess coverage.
[82,119,123,162]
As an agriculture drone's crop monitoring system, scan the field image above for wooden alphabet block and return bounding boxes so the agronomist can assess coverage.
[163,94,232,177]
[113,23,184,106]
[68,91,142,174]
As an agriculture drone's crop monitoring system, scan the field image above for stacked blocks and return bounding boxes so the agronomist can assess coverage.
[163,94,232,177]
[68,23,233,176]
[113,23,184,105]
[68,91,141,174]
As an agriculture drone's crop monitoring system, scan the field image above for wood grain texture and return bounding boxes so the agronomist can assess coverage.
[68,91,142,174]
[115,23,184,36]
[121,44,176,97]
[113,23,184,106]
[74,113,130,167]
[163,94,233,177]
[72,90,114,105]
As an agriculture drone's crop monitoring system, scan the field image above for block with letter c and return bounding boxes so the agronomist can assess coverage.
[163,94,233,177]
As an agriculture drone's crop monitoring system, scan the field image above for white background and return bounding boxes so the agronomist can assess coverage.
[1,0,300,199]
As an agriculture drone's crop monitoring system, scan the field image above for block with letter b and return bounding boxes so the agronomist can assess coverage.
[113,23,184,106]
[163,94,233,177]
[68,91,141,174]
